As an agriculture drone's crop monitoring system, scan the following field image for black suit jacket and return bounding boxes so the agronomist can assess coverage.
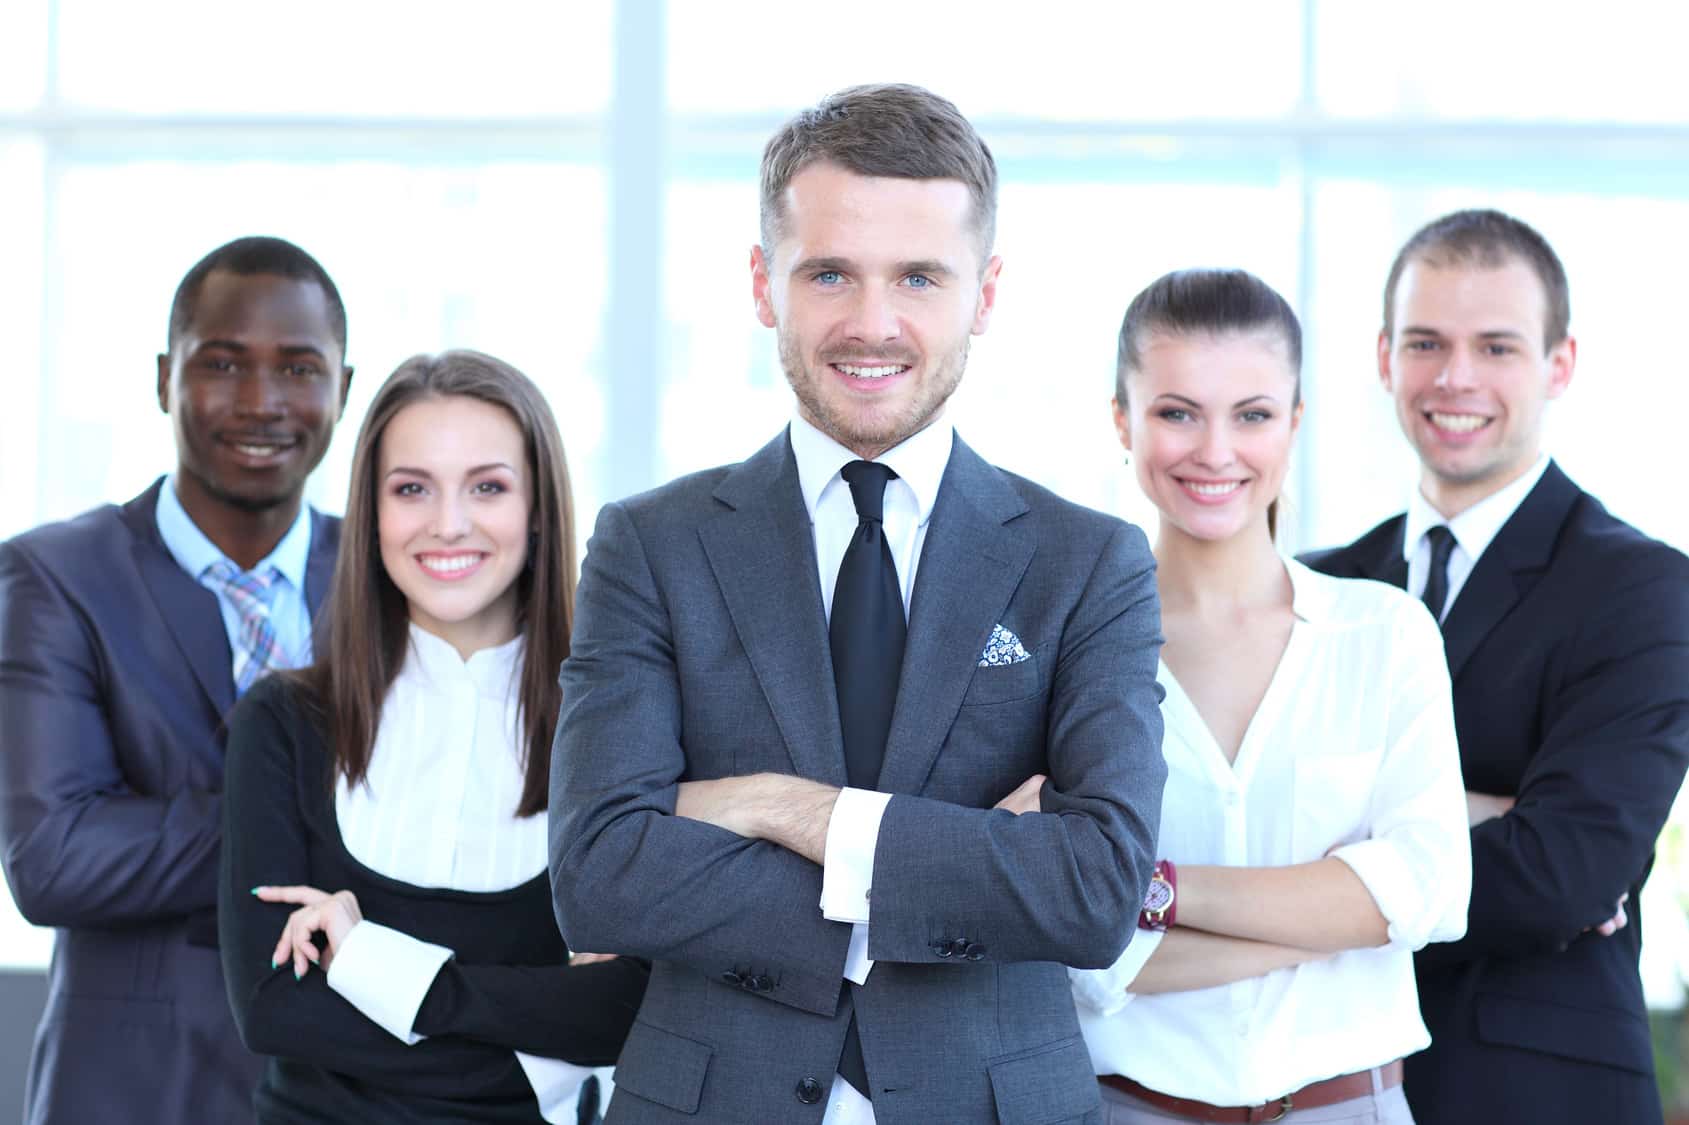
[1305,461,1689,1125]
[0,479,339,1125]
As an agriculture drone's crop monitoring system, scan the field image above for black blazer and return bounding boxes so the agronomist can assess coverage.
[0,479,339,1125]
[1305,461,1689,1125]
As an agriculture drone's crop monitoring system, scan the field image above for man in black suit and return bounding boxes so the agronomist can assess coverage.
[1306,208,1689,1124]
[0,237,352,1124]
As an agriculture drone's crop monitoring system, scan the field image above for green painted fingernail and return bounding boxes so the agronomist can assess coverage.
[270,959,278,969]
[250,887,261,895]
[294,969,303,981]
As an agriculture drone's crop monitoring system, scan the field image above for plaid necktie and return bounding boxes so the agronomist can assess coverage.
[207,560,285,696]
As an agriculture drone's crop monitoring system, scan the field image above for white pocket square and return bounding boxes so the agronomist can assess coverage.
[979,624,1030,667]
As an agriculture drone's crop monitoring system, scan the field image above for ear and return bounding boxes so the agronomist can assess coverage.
[1375,328,1394,394]
[1544,335,1576,400]
[337,366,355,421]
[1289,398,1305,438]
[156,353,171,414]
[971,255,1003,336]
[750,244,777,329]
[1111,396,1131,452]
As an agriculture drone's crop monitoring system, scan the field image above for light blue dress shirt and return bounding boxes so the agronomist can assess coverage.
[154,475,316,671]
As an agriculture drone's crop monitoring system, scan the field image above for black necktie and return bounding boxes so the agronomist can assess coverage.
[1421,525,1457,623]
[829,460,905,1101]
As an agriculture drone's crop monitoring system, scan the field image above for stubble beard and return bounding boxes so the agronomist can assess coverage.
[778,327,968,457]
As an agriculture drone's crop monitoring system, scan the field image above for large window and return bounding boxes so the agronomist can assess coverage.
[5,1,1689,1017]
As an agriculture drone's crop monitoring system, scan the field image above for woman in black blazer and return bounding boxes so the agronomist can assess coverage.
[219,350,645,1123]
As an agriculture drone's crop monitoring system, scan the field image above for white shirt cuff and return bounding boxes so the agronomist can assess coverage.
[820,788,892,925]
[1069,928,1163,1017]
[515,1052,598,1124]
[1330,839,1430,949]
[325,919,454,1045]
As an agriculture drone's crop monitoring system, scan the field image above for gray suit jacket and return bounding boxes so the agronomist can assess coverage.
[0,479,339,1125]
[550,431,1166,1124]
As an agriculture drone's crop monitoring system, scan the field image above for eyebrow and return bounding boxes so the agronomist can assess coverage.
[1151,392,1281,409]
[384,462,517,479]
[791,256,957,279]
[196,339,329,361]
[1400,326,1529,342]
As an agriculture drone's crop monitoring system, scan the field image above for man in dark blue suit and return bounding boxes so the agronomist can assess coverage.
[0,236,353,1125]
[1306,209,1689,1124]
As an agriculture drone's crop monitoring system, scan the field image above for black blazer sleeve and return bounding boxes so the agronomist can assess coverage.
[0,537,220,927]
[1419,556,1689,966]
[413,957,647,1064]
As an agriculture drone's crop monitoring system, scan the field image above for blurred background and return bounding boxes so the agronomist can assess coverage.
[5,0,1689,1110]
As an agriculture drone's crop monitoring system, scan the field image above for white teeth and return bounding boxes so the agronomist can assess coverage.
[419,555,481,575]
[1185,481,1241,497]
[836,363,905,379]
[1430,412,1488,433]
[233,443,283,457]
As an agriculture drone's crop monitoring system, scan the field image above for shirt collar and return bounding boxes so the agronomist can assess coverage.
[1283,555,1334,625]
[155,474,313,590]
[788,412,953,527]
[1402,454,1550,566]
[403,622,525,700]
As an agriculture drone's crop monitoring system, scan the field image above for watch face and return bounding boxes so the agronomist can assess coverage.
[1143,876,1174,914]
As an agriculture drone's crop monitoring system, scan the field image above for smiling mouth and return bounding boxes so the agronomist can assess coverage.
[832,362,910,381]
[222,436,298,459]
[1177,478,1244,498]
[417,553,486,579]
[1426,411,1492,435]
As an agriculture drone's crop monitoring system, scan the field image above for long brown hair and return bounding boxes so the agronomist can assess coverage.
[303,350,577,816]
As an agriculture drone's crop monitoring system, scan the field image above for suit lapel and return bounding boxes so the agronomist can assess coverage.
[699,431,848,787]
[876,438,1034,796]
[120,482,236,720]
[1440,462,1578,680]
[303,509,339,620]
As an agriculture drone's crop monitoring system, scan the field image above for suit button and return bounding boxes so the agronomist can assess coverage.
[930,940,952,957]
[752,974,774,992]
[963,942,987,961]
[720,970,745,986]
[795,1077,824,1104]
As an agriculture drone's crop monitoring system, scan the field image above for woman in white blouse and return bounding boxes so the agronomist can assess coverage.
[220,351,647,1124]
[1066,270,1470,1124]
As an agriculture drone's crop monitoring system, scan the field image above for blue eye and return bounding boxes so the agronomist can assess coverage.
[815,270,843,285]
[1239,410,1272,423]
[905,274,932,289]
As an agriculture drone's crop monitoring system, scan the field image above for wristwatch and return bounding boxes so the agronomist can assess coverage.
[1138,859,1177,931]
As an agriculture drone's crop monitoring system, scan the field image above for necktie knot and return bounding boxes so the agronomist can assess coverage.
[840,460,897,524]
[1422,525,1457,621]
[205,560,285,695]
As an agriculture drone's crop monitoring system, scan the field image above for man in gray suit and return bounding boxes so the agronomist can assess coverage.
[549,84,1166,1124]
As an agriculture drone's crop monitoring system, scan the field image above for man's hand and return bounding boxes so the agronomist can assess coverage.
[994,774,1047,816]
[675,773,840,864]
[253,885,363,979]
[1466,791,1516,827]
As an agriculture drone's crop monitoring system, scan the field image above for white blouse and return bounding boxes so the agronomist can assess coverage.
[326,623,595,1124]
[1071,559,1470,1106]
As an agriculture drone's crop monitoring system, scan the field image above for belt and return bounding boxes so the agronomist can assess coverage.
[1099,1060,1404,1124]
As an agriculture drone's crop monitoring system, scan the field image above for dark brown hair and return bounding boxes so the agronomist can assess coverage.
[1381,208,1570,351]
[1115,269,1303,537]
[759,83,998,262]
[302,350,577,817]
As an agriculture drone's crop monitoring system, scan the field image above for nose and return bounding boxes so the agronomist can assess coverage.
[1435,344,1480,392]
[233,369,285,419]
[842,282,901,344]
[1193,422,1235,470]
[430,493,471,541]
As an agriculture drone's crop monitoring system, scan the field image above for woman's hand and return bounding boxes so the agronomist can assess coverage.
[252,885,364,979]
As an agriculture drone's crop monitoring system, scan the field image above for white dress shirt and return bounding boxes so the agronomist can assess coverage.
[1403,455,1550,621]
[325,623,597,1124]
[1071,559,1470,1105]
[790,412,952,1125]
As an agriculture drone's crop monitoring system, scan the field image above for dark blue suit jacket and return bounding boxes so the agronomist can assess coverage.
[1305,461,1689,1125]
[0,478,339,1125]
